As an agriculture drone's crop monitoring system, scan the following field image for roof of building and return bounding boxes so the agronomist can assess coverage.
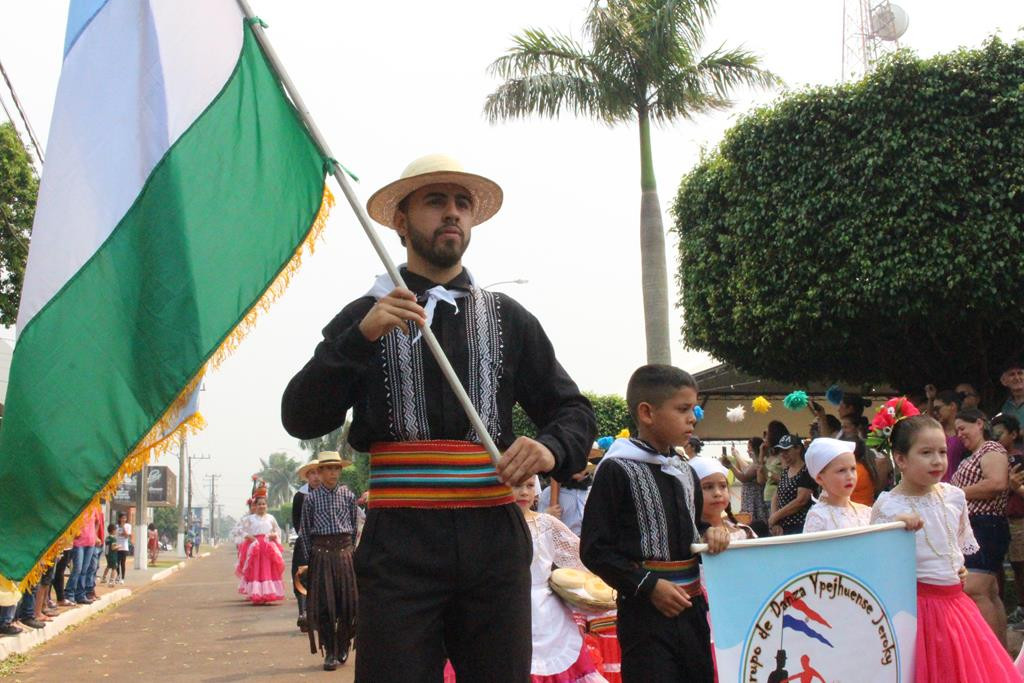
[692,363,896,398]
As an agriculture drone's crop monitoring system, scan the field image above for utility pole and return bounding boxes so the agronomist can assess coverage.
[189,453,211,543]
[176,432,187,558]
[206,474,221,543]
[133,466,149,571]
[217,504,224,545]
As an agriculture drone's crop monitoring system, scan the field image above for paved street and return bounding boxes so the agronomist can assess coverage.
[8,546,352,681]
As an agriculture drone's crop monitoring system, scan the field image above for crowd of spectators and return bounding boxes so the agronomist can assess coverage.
[710,359,1024,644]
[0,502,137,637]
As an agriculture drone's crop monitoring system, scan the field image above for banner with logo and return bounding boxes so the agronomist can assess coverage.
[702,523,917,682]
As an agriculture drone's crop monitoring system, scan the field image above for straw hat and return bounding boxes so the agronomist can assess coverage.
[297,459,320,479]
[317,451,352,468]
[366,154,503,229]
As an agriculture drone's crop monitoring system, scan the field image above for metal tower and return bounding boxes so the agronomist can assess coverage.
[842,0,909,81]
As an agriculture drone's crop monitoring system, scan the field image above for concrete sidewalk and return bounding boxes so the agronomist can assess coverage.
[8,545,340,682]
[0,550,212,663]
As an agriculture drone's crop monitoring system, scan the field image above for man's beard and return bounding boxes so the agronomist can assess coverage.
[406,221,470,269]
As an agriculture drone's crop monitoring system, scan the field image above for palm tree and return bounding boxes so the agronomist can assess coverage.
[256,452,301,508]
[485,0,777,363]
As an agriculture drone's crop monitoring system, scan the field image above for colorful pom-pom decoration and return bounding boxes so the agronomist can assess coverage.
[694,405,704,421]
[783,390,809,411]
[726,405,746,423]
[752,396,772,414]
[825,385,844,406]
[596,436,615,450]
[615,428,630,440]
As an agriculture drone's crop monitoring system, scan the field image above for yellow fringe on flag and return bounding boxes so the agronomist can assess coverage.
[11,185,335,592]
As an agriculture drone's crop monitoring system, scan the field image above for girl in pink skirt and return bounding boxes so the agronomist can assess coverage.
[232,498,256,594]
[872,414,1022,682]
[239,490,285,605]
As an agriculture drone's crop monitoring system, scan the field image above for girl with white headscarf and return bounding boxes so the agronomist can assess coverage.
[690,457,756,541]
[802,438,873,532]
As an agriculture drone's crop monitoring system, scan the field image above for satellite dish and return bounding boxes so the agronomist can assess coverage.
[870,4,909,42]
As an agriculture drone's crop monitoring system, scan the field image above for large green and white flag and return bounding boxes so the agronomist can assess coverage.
[0,0,332,586]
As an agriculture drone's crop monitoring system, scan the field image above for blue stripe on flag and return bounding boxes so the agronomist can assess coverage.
[782,615,834,648]
[64,0,111,57]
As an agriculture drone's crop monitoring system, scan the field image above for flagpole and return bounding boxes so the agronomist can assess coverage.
[689,521,907,554]
[235,0,503,468]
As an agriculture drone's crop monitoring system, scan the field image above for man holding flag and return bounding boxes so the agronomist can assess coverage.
[282,154,596,681]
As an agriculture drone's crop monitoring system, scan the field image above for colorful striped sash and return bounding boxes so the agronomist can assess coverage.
[587,614,618,634]
[642,558,702,597]
[368,440,514,509]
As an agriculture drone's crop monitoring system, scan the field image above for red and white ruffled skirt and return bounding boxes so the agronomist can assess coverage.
[915,581,1022,682]
[442,641,605,683]
[239,534,285,604]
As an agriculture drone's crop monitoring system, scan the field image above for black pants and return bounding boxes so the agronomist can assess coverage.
[117,550,128,579]
[617,592,714,683]
[354,504,532,683]
[53,549,72,601]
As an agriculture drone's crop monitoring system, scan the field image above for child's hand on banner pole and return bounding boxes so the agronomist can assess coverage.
[893,513,923,531]
[703,526,731,555]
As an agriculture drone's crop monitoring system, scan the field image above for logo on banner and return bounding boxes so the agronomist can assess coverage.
[742,570,899,682]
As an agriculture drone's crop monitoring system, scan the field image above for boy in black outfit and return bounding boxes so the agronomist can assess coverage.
[581,365,730,682]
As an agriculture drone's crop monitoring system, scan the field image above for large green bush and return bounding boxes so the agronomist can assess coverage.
[674,38,1024,401]
[513,392,633,441]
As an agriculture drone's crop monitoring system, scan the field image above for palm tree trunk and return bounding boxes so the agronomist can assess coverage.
[638,110,672,364]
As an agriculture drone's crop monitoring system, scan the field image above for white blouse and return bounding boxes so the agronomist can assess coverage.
[229,514,250,545]
[803,499,872,533]
[527,513,587,676]
[871,483,979,585]
[244,513,281,538]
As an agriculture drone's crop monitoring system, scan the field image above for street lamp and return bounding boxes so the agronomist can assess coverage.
[482,278,528,290]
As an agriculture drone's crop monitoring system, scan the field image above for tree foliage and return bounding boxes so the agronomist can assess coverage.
[674,38,1024,401]
[0,122,36,325]
[269,503,291,532]
[485,0,776,363]
[513,392,634,440]
[256,451,300,508]
[298,420,370,496]
[153,506,178,538]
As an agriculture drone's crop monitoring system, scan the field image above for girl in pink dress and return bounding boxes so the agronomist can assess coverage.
[871,414,1022,683]
[239,491,285,605]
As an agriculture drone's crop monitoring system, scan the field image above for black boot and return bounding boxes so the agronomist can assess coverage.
[323,646,339,672]
[321,628,339,671]
[338,640,350,665]
[297,612,308,633]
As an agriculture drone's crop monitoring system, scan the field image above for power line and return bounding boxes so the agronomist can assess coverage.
[0,54,44,168]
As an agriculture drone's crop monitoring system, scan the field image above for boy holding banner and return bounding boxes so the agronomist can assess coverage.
[581,365,729,682]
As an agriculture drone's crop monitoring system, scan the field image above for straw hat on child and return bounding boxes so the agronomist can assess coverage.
[317,451,352,468]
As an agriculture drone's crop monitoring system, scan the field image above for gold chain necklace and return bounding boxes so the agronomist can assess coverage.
[903,484,961,577]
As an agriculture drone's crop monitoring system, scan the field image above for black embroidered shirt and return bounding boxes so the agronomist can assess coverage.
[281,267,595,483]
[581,439,706,598]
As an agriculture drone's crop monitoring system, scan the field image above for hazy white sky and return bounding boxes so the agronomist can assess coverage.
[0,1,1019,512]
